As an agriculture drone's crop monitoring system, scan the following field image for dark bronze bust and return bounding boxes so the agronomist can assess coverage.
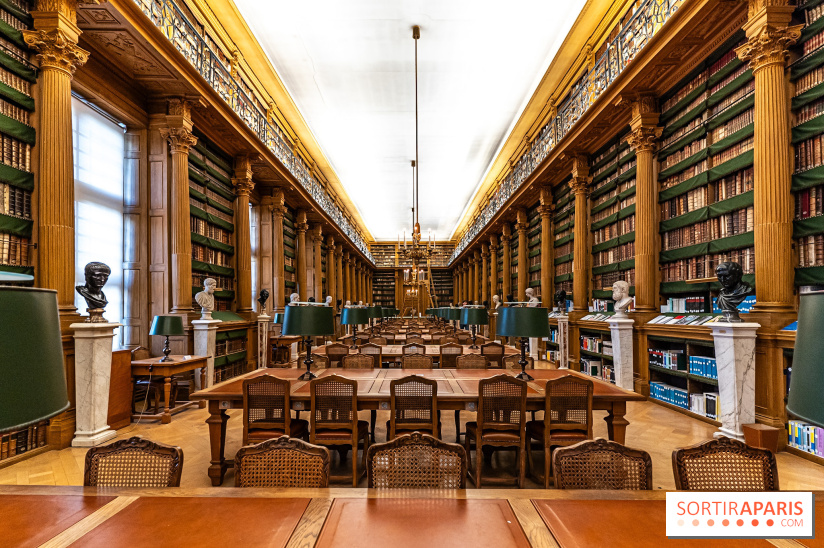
[716,261,752,322]
[76,261,110,322]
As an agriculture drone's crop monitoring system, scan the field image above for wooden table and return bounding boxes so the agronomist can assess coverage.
[269,335,303,366]
[131,355,208,424]
[191,367,643,486]
[0,486,819,548]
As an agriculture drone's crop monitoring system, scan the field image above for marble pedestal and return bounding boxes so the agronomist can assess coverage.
[257,314,271,369]
[193,319,221,389]
[557,316,569,369]
[710,322,760,441]
[71,322,121,447]
[607,317,634,390]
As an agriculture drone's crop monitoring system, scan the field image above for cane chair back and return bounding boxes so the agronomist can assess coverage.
[672,436,779,491]
[405,336,425,345]
[341,354,374,369]
[389,375,438,438]
[84,437,183,487]
[402,354,434,369]
[504,355,535,369]
[326,343,350,368]
[553,438,653,490]
[358,342,383,368]
[243,375,292,445]
[456,354,488,369]
[402,343,426,355]
[369,336,388,345]
[439,342,463,368]
[367,432,466,489]
[235,436,330,488]
[480,342,505,368]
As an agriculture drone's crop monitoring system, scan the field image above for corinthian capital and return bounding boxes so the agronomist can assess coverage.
[736,24,802,71]
[23,28,88,75]
[159,127,197,154]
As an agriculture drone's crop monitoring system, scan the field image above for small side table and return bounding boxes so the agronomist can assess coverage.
[131,355,208,424]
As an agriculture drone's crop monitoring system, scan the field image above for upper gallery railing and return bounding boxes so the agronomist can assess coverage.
[448,0,684,265]
[133,0,374,263]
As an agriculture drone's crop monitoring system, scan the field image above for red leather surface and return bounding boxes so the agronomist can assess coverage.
[0,494,114,548]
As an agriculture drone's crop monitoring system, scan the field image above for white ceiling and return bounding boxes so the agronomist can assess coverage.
[235,0,587,240]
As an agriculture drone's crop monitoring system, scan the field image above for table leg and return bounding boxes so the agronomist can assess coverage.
[605,401,629,444]
[207,399,230,486]
[198,367,207,408]
[161,377,172,424]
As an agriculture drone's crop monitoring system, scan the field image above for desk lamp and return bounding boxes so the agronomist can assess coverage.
[150,315,184,362]
[496,306,550,381]
[282,304,335,380]
[461,306,489,349]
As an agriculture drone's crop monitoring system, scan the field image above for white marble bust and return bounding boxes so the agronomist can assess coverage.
[525,288,539,307]
[612,280,632,317]
[195,278,216,319]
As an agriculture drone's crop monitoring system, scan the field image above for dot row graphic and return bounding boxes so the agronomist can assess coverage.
[677,519,775,527]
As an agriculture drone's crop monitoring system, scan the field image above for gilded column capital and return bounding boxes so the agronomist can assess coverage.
[23,28,88,75]
[159,127,197,155]
[627,125,663,154]
[736,24,802,71]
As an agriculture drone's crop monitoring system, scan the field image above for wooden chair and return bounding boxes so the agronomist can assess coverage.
[406,336,425,345]
[341,354,374,369]
[367,432,466,488]
[402,342,426,355]
[439,342,463,368]
[358,342,383,368]
[481,342,505,368]
[552,438,653,490]
[235,436,330,488]
[504,354,534,370]
[402,354,434,369]
[526,374,593,487]
[386,375,439,440]
[464,375,528,488]
[369,336,388,345]
[84,437,183,487]
[309,375,370,486]
[456,354,488,369]
[325,342,350,368]
[242,374,308,445]
[672,436,779,491]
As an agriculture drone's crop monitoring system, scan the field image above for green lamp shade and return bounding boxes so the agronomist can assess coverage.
[272,313,284,325]
[282,305,335,336]
[445,308,461,321]
[340,307,369,325]
[788,291,824,428]
[461,307,489,326]
[496,307,551,338]
[366,306,382,319]
[149,315,184,336]
[0,287,69,434]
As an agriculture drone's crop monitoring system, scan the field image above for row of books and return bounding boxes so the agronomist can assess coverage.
[0,182,30,219]
[711,136,754,165]
[0,232,29,265]
[191,217,231,245]
[581,335,605,353]
[796,97,824,127]
[661,246,755,281]
[192,272,234,291]
[788,420,824,458]
[648,348,685,369]
[689,355,718,380]
[795,186,824,219]
[661,296,709,313]
[0,422,47,461]
[593,268,636,290]
[794,133,824,172]
[708,83,754,119]
[192,243,231,267]
[803,28,824,56]
[690,392,720,420]
[798,234,824,267]
[648,314,724,326]
[593,241,634,267]
[593,216,635,245]
[710,107,754,143]
[661,137,707,170]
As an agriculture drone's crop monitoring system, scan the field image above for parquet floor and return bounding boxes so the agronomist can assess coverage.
[2,361,823,490]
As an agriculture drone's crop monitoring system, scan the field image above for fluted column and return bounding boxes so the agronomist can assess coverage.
[232,156,254,313]
[327,236,336,306]
[736,3,801,313]
[24,3,89,315]
[539,188,554,302]
[272,191,286,312]
[516,209,529,301]
[502,224,512,300]
[481,243,490,305]
[570,155,591,311]
[489,235,499,300]
[627,97,662,313]
[296,210,308,301]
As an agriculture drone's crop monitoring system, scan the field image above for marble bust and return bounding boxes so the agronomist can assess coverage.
[195,278,216,319]
[554,289,567,313]
[612,280,633,318]
[76,261,110,323]
[492,295,501,310]
[716,261,751,322]
[257,289,269,311]
[525,287,539,307]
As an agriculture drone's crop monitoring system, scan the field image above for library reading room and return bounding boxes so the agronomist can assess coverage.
[2,0,824,545]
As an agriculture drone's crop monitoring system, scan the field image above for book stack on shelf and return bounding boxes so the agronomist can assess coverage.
[647,336,719,420]
[553,177,574,297]
[0,0,35,280]
[526,202,541,293]
[283,206,297,293]
[589,133,636,299]
[0,420,47,464]
[657,32,756,298]
[189,131,236,312]
[788,419,824,458]
[792,0,824,286]
[214,328,248,384]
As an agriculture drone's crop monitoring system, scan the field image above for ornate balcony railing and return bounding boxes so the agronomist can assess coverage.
[449,0,683,265]
[133,0,374,263]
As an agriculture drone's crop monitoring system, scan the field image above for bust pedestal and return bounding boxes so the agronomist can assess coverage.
[193,319,221,389]
[257,313,271,369]
[709,322,760,441]
[71,322,121,447]
[607,317,634,390]
[557,315,569,369]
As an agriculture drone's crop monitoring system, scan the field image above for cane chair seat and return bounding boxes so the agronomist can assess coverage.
[439,342,463,368]
[341,354,374,369]
[672,436,779,491]
[325,343,350,368]
[401,354,434,369]
[367,432,467,489]
[84,437,183,487]
[234,436,330,488]
[480,342,505,368]
[552,438,653,490]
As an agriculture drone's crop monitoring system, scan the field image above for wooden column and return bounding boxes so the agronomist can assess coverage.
[232,155,254,313]
[312,225,323,300]
[570,155,591,311]
[626,97,662,313]
[516,209,529,301]
[327,236,336,306]
[539,188,554,303]
[335,247,344,306]
[296,211,308,301]
[271,190,286,312]
[489,235,498,300]
[736,3,801,314]
[502,224,512,300]
[481,243,490,305]
[24,4,89,315]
